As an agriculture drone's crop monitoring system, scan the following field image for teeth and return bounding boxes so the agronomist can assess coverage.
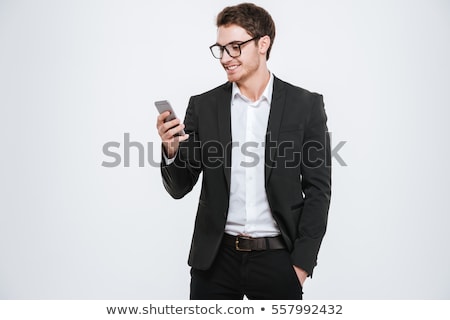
[227,65,238,70]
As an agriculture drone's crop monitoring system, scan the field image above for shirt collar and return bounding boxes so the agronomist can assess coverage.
[232,72,274,104]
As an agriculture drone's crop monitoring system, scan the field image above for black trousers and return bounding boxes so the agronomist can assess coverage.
[190,243,303,300]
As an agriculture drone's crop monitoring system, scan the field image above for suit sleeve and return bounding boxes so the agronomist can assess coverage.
[160,96,202,199]
[291,93,331,276]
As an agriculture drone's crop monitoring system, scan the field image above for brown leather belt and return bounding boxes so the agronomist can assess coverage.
[222,233,286,251]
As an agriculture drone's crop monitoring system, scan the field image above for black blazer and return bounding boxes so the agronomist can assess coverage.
[161,76,331,276]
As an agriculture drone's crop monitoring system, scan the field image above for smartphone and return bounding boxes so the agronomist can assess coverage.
[154,100,185,136]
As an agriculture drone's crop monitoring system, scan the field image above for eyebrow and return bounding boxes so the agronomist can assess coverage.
[215,40,247,46]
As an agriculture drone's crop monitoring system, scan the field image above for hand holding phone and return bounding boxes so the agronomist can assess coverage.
[155,100,186,136]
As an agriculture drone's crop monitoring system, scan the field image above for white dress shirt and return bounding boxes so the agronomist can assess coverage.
[224,72,280,237]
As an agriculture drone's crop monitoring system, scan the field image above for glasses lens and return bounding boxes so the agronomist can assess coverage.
[210,46,223,59]
[226,44,241,58]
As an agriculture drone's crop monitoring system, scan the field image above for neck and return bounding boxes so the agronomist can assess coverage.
[237,67,270,102]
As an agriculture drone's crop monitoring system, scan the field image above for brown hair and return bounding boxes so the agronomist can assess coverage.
[216,3,276,60]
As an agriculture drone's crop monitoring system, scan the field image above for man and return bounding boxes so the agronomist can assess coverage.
[156,3,331,299]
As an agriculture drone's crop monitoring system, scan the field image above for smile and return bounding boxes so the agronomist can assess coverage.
[224,64,240,72]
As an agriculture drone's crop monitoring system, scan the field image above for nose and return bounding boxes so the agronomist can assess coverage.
[220,49,233,64]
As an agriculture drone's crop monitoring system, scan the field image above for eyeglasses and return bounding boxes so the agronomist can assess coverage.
[209,36,260,59]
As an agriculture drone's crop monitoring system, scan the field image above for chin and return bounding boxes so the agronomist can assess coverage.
[226,73,242,83]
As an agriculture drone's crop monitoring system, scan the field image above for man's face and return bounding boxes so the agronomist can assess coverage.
[216,24,261,84]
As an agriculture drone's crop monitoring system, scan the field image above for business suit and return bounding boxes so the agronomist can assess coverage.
[161,76,331,279]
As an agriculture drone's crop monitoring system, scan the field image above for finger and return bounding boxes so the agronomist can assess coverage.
[163,133,189,148]
[162,118,181,131]
[178,133,190,142]
[165,124,185,139]
[156,111,171,126]
[158,118,181,136]
[160,124,183,141]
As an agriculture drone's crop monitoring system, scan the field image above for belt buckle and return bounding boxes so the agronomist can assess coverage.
[235,236,252,251]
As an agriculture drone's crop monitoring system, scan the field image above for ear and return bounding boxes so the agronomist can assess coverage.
[258,35,271,56]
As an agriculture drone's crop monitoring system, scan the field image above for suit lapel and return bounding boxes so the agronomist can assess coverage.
[215,78,286,188]
[265,77,286,185]
[217,82,233,192]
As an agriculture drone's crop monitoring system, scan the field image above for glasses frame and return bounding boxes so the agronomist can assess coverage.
[209,36,261,59]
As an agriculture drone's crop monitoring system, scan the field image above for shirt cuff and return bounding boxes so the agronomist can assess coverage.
[163,150,177,165]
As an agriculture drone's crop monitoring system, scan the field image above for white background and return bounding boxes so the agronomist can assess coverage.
[1,0,449,299]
